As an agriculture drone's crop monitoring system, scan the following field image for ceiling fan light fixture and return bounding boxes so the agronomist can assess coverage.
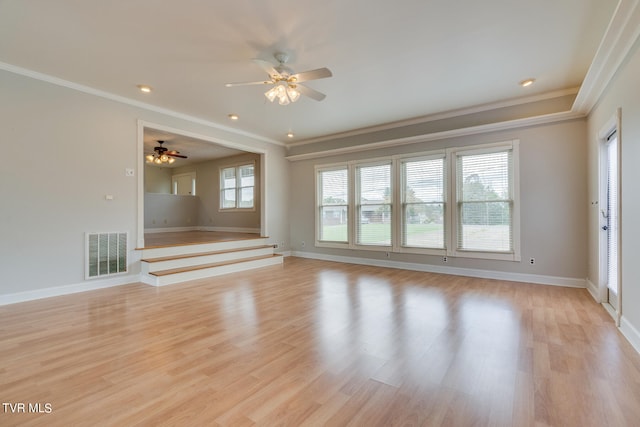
[146,141,187,166]
[265,86,279,102]
[278,94,290,106]
[287,85,300,102]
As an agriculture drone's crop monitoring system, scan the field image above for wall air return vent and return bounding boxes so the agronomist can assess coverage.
[85,232,128,279]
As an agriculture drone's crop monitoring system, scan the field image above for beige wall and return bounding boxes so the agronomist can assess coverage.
[289,119,588,281]
[173,152,261,230]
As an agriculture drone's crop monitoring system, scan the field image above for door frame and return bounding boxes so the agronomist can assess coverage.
[136,120,268,249]
[597,108,622,325]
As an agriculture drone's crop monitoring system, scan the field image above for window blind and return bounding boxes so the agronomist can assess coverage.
[357,163,391,246]
[607,134,619,294]
[318,168,349,242]
[401,157,445,248]
[457,150,512,252]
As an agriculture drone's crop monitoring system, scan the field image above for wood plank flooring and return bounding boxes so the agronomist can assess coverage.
[142,231,263,248]
[1,258,640,426]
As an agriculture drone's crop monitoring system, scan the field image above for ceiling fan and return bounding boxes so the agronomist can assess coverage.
[145,140,187,165]
[225,52,332,105]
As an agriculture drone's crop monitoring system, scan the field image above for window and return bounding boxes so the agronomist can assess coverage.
[356,162,392,246]
[220,163,254,210]
[401,156,445,249]
[317,167,349,243]
[314,141,519,261]
[454,148,513,253]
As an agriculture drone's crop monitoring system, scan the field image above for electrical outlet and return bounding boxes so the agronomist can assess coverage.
[125,168,135,177]
[529,258,535,265]
[301,241,306,248]
[280,241,285,249]
[385,252,390,258]
[443,256,448,262]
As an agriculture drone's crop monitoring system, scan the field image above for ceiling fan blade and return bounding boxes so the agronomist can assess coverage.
[168,153,187,158]
[297,84,326,101]
[252,59,282,80]
[291,67,332,83]
[225,80,272,87]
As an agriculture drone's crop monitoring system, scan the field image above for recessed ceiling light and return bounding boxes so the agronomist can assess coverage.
[519,78,535,87]
[228,114,239,120]
[137,84,152,93]
[287,132,294,138]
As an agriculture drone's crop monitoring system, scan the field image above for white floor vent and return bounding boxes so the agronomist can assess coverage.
[86,232,128,279]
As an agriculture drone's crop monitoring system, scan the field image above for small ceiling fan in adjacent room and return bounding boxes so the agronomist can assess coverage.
[145,140,187,165]
[225,52,332,105]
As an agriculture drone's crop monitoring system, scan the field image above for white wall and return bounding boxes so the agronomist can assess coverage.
[587,37,640,343]
[0,69,289,297]
[289,119,588,283]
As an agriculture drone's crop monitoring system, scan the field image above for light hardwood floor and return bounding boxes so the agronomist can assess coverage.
[1,258,640,426]
[142,231,263,248]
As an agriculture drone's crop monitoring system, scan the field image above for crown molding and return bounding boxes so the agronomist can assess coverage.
[286,110,584,162]
[573,0,640,114]
[287,87,579,148]
[0,61,286,147]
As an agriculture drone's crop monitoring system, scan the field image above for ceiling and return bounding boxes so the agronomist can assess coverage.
[0,0,619,145]
[144,129,246,168]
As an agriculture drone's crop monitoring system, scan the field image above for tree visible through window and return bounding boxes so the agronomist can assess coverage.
[401,157,445,249]
[313,141,519,260]
[456,150,512,252]
[357,163,392,246]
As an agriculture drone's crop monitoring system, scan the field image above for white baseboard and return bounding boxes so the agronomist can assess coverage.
[586,278,600,302]
[145,226,199,233]
[291,251,586,288]
[199,226,261,234]
[620,316,640,355]
[0,274,140,306]
[144,226,261,234]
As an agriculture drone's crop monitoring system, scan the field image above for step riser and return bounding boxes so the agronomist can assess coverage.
[141,247,274,274]
[143,256,283,286]
[140,238,269,259]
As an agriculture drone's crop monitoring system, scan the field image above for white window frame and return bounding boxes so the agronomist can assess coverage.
[313,141,520,262]
[354,159,394,250]
[315,164,350,249]
[447,141,520,261]
[394,152,447,256]
[219,162,256,212]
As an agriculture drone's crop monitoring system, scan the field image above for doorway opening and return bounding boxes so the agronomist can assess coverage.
[136,121,267,249]
[599,111,621,324]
